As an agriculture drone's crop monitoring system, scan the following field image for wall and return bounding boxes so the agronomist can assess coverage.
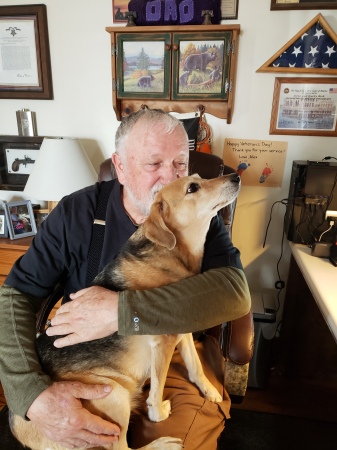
[1,0,337,321]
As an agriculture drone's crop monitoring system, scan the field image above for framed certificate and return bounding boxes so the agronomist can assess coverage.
[0,4,53,99]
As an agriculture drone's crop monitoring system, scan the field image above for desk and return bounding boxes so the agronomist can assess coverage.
[289,242,337,342]
[280,243,337,380]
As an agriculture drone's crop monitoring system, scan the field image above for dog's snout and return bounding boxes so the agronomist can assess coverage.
[231,173,241,183]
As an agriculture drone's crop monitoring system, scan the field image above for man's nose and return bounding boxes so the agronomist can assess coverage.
[159,164,178,184]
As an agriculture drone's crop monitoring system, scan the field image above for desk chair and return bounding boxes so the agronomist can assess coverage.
[98,151,254,403]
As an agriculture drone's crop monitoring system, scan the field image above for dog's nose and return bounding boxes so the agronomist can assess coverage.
[231,173,241,183]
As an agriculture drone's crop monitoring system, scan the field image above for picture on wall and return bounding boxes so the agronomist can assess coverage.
[271,0,337,11]
[112,0,128,22]
[257,14,337,75]
[270,77,337,136]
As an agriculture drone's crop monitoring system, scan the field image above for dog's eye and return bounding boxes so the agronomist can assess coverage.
[186,183,200,194]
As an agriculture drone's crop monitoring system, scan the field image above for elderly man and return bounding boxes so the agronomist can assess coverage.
[0,108,250,449]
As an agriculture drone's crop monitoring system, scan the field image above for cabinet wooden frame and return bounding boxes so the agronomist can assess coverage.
[106,24,240,122]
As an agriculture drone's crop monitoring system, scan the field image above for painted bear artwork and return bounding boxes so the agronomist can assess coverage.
[137,75,155,87]
[178,39,226,95]
[122,40,164,93]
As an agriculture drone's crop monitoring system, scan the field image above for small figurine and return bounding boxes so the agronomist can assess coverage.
[125,11,137,27]
[201,10,214,25]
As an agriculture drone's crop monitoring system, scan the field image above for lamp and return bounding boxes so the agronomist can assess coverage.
[24,137,98,211]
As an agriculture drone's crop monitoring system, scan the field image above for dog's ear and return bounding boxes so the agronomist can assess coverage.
[143,200,176,250]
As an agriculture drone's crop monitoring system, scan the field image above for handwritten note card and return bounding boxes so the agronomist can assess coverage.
[223,138,288,187]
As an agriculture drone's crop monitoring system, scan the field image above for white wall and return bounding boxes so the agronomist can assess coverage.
[1,0,337,320]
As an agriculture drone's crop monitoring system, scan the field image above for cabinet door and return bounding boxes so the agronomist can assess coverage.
[116,32,171,99]
[172,31,232,101]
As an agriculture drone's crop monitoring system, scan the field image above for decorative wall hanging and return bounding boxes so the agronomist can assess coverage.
[257,14,337,75]
[271,1,337,11]
[106,24,240,121]
[127,0,222,26]
[0,4,53,99]
[269,77,337,137]
[0,135,44,191]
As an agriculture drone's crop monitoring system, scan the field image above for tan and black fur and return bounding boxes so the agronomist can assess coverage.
[11,173,241,450]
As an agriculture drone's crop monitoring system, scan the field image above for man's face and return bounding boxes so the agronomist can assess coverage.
[113,121,189,222]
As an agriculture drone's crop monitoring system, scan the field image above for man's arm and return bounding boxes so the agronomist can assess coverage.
[47,266,250,346]
[118,266,250,336]
[0,285,120,447]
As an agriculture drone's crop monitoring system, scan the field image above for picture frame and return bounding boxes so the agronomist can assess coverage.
[271,1,337,11]
[0,208,9,238]
[269,77,337,136]
[221,0,239,20]
[116,33,171,99]
[257,14,337,75]
[0,4,53,99]
[173,31,232,100]
[4,200,37,240]
[34,208,49,229]
[112,0,128,22]
[0,136,44,191]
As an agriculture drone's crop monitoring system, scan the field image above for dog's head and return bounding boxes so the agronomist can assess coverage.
[143,173,241,250]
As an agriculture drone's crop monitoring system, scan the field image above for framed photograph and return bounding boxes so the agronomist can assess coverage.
[4,200,37,240]
[271,1,337,11]
[112,0,128,22]
[0,136,43,191]
[172,31,232,100]
[34,209,49,229]
[116,33,171,99]
[0,209,9,238]
[221,0,239,19]
[0,4,53,99]
[270,77,337,136]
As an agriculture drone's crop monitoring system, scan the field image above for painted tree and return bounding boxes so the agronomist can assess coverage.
[137,47,150,70]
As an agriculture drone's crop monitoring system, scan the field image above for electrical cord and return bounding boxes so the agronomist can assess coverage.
[322,156,337,161]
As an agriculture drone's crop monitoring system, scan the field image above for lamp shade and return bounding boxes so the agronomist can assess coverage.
[24,137,97,202]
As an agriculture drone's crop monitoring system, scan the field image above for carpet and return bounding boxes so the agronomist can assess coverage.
[219,408,336,450]
[1,405,336,450]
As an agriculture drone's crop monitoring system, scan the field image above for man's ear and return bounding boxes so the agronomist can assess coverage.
[143,200,176,250]
[112,153,125,184]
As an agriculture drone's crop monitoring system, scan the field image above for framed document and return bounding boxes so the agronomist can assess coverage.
[271,1,337,10]
[270,77,337,136]
[0,4,53,99]
[221,0,239,19]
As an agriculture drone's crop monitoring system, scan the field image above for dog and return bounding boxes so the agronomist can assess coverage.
[11,172,241,450]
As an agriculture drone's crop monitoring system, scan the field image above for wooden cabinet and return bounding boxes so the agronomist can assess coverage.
[105,24,240,122]
[0,237,33,285]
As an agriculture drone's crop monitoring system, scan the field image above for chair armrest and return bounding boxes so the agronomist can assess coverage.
[36,284,64,336]
[225,311,254,365]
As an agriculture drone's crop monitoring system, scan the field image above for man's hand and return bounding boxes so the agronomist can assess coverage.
[46,286,118,348]
[27,381,120,449]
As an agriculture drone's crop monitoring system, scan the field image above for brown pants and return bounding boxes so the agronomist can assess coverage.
[128,335,231,450]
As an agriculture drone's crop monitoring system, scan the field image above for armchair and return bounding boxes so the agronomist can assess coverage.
[98,150,254,403]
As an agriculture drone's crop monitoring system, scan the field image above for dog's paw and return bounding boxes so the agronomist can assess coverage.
[147,399,171,422]
[205,388,222,403]
[200,381,222,403]
[143,436,183,449]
